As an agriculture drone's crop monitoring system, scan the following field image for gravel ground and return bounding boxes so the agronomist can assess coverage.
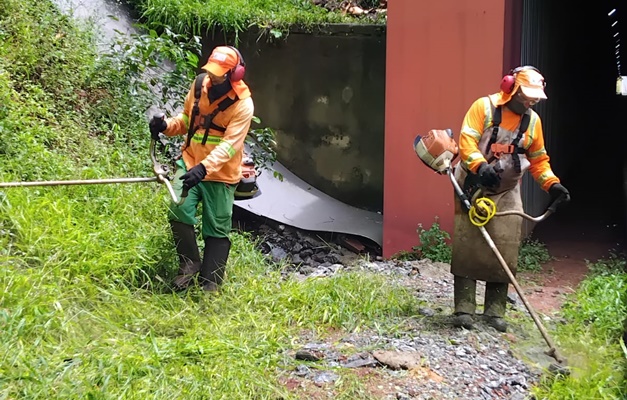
[246,221,556,399]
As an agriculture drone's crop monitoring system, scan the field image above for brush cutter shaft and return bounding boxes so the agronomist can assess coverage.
[0,177,158,187]
[447,168,565,364]
[476,224,564,363]
[0,139,186,205]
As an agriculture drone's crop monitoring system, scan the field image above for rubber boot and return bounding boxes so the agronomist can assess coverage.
[452,313,475,329]
[200,236,231,292]
[453,276,477,329]
[483,282,509,332]
[170,221,201,291]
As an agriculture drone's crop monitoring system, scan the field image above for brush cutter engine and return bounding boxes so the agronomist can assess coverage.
[413,129,459,174]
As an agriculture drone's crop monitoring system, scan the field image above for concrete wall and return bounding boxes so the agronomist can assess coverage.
[382,0,508,258]
[201,25,386,212]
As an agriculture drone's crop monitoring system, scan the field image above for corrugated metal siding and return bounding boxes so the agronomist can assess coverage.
[519,0,561,236]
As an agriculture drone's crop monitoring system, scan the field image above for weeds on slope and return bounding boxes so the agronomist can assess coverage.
[0,0,417,398]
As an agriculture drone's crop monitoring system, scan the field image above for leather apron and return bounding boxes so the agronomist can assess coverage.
[450,109,531,283]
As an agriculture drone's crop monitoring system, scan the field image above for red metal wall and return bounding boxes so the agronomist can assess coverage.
[383,0,507,258]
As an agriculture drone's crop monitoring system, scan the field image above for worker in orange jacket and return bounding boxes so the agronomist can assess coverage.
[450,66,570,332]
[149,46,254,292]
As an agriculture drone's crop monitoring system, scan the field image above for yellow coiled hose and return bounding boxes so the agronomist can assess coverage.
[468,197,496,226]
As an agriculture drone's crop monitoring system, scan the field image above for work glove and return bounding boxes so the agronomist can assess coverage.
[149,112,168,141]
[180,163,207,191]
[477,162,501,188]
[549,183,570,204]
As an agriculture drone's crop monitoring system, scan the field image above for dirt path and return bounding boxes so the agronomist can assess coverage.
[517,246,592,316]
[520,226,625,315]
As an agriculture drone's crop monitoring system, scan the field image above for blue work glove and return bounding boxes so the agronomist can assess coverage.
[180,163,207,191]
[549,183,570,204]
[477,162,500,188]
[149,112,168,141]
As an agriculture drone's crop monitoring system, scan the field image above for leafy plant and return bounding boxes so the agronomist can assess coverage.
[412,217,452,263]
[103,25,202,111]
[517,238,552,272]
[247,116,282,181]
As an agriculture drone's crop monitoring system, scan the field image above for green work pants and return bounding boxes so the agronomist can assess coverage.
[454,276,509,318]
[168,160,237,239]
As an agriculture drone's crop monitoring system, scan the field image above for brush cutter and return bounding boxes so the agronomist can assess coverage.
[413,129,569,369]
[0,138,187,204]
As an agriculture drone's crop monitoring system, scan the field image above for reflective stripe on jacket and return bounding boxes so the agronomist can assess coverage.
[163,75,254,185]
[458,93,559,191]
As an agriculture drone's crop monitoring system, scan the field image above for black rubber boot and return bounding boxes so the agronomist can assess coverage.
[453,275,477,315]
[200,236,231,292]
[452,313,475,329]
[170,221,201,291]
[483,282,509,332]
[484,316,508,332]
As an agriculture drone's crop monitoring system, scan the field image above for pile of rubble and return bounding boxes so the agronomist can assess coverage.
[249,222,367,276]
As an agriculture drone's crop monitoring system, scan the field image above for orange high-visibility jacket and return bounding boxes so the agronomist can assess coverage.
[162,76,254,185]
[459,93,559,191]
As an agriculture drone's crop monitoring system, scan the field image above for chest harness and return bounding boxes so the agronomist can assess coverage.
[186,72,238,147]
[484,105,531,174]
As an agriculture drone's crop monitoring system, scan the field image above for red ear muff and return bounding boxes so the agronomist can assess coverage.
[228,46,246,82]
[500,65,542,94]
[500,74,516,94]
[230,64,245,82]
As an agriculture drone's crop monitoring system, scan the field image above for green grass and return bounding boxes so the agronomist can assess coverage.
[0,227,418,398]
[2,0,626,398]
[528,256,627,399]
[0,0,415,397]
[126,0,385,38]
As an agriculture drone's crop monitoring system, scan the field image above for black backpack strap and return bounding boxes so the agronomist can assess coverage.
[186,72,207,147]
[200,95,239,145]
[510,112,531,173]
[485,105,502,154]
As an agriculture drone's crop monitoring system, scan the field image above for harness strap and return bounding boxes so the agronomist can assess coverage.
[185,72,238,147]
[484,104,532,173]
[186,72,207,148]
[510,112,530,173]
[200,95,238,145]
[485,105,502,154]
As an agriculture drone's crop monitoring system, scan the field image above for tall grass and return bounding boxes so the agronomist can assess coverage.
[127,0,384,38]
[0,0,416,398]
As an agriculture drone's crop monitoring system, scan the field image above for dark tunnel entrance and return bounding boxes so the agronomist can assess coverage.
[520,0,627,257]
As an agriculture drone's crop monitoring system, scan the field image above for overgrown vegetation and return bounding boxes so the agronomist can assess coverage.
[530,255,627,399]
[125,0,386,39]
[0,0,416,397]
